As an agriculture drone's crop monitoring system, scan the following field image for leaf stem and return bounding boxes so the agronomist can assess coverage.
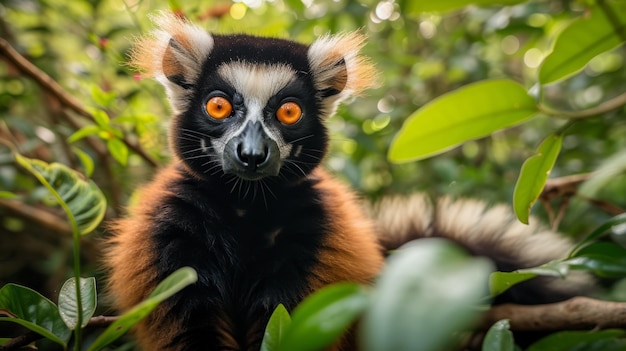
[538,91,626,120]
[14,155,84,349]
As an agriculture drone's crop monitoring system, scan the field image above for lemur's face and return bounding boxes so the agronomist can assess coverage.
[175,36,326,182]
[132,13,374,183]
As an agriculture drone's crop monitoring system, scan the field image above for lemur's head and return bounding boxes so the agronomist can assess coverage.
[132,13,375,183]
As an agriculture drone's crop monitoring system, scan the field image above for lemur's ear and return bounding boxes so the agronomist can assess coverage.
[130,12,213,114]
[307,32,377,114]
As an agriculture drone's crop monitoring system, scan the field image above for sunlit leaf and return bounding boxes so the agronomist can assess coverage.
[72,147,95,178]
[0,191,17,199]
[68,125,101,143]
[58,277,97,330]
[107,138,129,166]
[90,85,117,109]
[361,238,493,351]
[539,3,626,85]
[87,267,198,351]
[91,108,111,127]
[15,154,107,235]
[406,0,525,14]
[279,283,368,351]
[489,271,536,297]
[389,79,538,163]
[527,329,626,351]
[513,134,563,224]
[0,283,70,348]
[261,304,291,351]
[482,319,515,351]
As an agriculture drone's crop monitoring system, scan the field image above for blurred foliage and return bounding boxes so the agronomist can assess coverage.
[0,0,625,349]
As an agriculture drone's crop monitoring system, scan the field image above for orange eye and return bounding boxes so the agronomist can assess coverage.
[276,102,302,125]
[206,96,233,120]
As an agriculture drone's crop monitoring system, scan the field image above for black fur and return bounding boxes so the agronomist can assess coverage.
[146,165,330,349]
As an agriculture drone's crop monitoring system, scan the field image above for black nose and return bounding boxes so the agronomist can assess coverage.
[237,143,269,170]
[236,121,270,171]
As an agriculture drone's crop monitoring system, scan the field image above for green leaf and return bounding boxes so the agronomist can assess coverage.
[72,147,95,178]
[489,271,537,297]
[90,85,117,108]
[0,283,71,348]
[261,304,292,351]
[92,108,111,128]
[527,329,626,351]
[566,242,626,278]
[539,3,626,85]
[68,125,102,143]
[15,154,107,235]
[569,213,626,257]
[58,277,97,330]
[87,267,198,351]
[482,319,515,351]
[389,79,538,163]
[406,0,525,14]
[513,134,563,224]
[0,191,17,199]
[279,283,368,351]
[361,238,494,351]
[107,138,129,166]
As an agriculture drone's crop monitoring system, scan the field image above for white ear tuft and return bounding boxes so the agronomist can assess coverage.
[308,32,377,115]
[130,12,214,114]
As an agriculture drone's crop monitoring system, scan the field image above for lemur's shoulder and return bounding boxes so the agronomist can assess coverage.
[307,168,385,289]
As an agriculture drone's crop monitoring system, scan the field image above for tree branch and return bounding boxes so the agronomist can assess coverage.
[480,296,626,331]
[0,38,159,168]
[0,198,70,234]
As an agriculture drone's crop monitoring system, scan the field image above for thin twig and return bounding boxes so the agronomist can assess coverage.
[539,91,626,120]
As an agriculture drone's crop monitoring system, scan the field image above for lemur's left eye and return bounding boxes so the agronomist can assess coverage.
[206,96,233,120]
[276,102,302,125]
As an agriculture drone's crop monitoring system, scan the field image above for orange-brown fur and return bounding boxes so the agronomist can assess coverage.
[105,163,384,350]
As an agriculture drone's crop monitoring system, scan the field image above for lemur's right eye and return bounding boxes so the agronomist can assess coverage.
[206,96,233,120]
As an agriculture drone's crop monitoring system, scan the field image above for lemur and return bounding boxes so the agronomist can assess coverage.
[105,13,589,351]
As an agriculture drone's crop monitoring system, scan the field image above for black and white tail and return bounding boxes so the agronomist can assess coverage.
[370,194,592,304]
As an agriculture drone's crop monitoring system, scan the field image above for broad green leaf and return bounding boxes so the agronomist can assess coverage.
[527,329,626,351]
[15,154,107,235]
[72,147,95,178]
[389,79,538,163]
[58,277,97,330]
[482,319,514,351]
[107,138,129,166]
[361,238,494,351]
[68,125,101,143]
[261,304,292,351]
[568,256,626,278]
[513,134,563,224]
[569,213,626,257]
[0,283,71,348]
[539,3,626,85]
[406,0,525,14]
[279,283,368,351]
[87,267,198,351]
[489,271,537,297]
